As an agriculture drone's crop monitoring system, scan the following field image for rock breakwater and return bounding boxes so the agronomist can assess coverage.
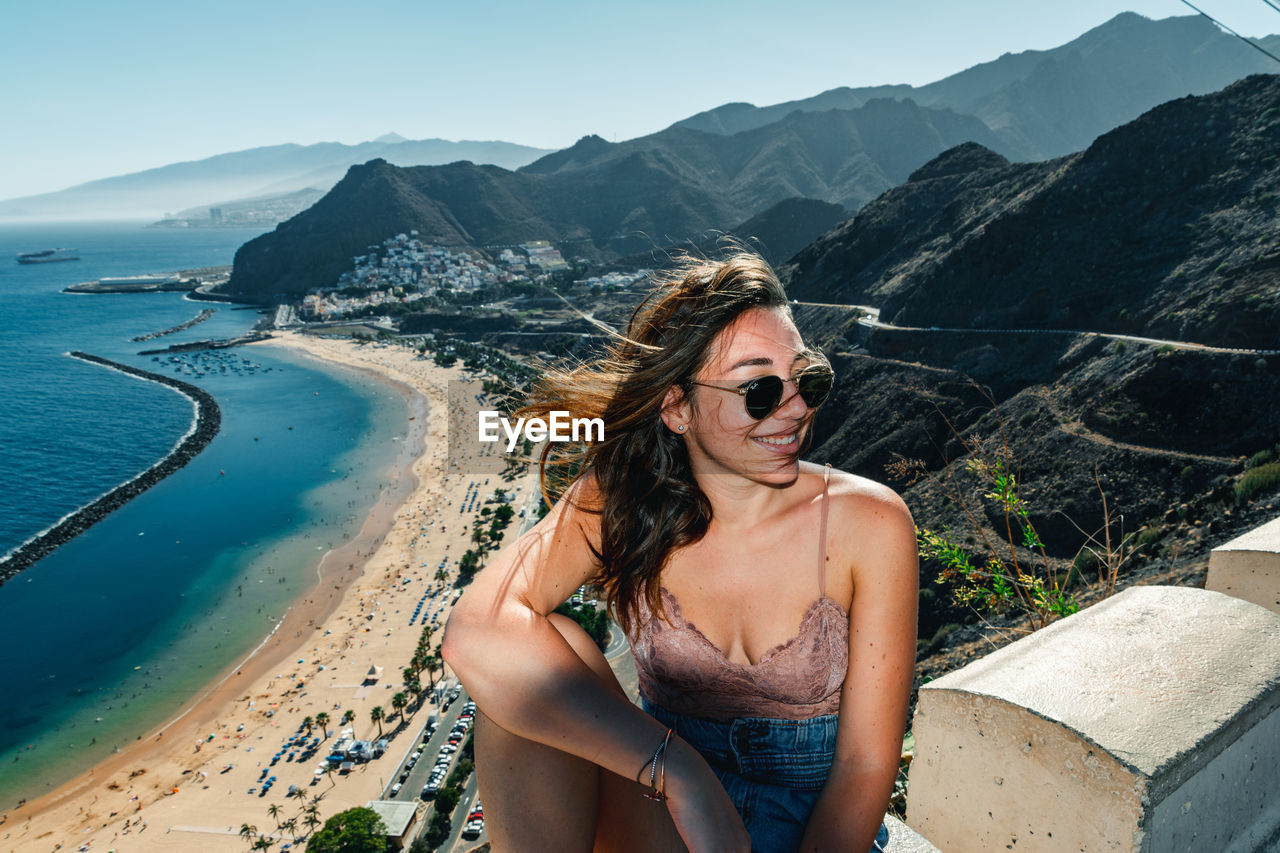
[0,352,221,586]
[131,308,217,342]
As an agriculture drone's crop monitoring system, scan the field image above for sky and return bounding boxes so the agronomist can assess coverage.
[2,0,1278,201]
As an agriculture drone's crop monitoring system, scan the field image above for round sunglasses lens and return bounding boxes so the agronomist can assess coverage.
[743,375,784,419]
[798,369,833,408]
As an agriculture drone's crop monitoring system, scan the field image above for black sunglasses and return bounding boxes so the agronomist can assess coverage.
[692,363,835,420]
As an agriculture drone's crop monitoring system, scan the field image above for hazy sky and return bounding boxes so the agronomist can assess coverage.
[3,0,1278,200]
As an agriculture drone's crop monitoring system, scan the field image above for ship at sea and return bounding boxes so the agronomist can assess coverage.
[16,248,81,264]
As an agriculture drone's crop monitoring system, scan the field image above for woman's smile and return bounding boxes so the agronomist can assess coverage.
[750,430,798,450]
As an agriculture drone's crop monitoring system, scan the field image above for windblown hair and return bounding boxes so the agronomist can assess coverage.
[518,250,799,632]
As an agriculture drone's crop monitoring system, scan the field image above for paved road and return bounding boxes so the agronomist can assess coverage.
[794,301,1280,356]
[387,690,470,802]
[442,772,483,852]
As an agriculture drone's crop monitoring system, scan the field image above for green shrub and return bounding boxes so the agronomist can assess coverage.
[446,759,474,792]
[1133,526,1164,549]
[932,623,962,645]
[421,811,451,850]
[434,786,461,815]
[1064,562,1083,590]
[1246,449,1275,470]
[1179,464,1195,481]
[1073,548,1101,575]
[1018,411,1037,428]
[1235,462,1280,505]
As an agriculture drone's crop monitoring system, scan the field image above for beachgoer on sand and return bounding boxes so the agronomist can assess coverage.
[444,251,916,852]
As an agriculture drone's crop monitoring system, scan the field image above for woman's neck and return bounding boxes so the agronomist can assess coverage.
[688,458,802,532]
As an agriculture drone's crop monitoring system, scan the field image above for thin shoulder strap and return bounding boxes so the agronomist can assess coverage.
[819,463,831,597]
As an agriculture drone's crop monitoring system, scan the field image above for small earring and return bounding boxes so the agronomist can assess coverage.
[677,425,686,433]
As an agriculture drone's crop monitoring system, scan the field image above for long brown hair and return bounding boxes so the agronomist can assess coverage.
[519,250,808,632]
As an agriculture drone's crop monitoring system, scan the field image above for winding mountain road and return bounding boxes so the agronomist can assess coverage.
[795,302,1280,357]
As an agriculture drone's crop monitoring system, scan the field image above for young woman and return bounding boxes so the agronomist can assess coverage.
[442,252,917,852]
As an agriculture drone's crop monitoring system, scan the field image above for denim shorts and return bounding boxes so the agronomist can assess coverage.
[643,699,890,853]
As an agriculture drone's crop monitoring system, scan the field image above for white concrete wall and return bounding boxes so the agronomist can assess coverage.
[1208,513,1280,614]
[906,586,1280,852]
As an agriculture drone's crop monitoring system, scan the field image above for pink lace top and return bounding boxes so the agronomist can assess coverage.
[626,465,849,721]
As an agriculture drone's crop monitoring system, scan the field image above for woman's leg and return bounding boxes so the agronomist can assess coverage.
[473,613,687,853]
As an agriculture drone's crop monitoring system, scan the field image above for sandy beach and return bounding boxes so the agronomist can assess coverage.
[4,331,534,853]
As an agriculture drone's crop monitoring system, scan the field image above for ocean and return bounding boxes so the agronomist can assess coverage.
[0,222,409,807]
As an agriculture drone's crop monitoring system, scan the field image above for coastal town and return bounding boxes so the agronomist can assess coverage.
[293,232,650,324]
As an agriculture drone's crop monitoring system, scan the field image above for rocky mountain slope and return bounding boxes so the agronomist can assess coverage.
[782,74,1280,351]
[777,76,1280,642]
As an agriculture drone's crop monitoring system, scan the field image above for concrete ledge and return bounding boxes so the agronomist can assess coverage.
[1208,513,1280,614]
[884,814,942,851]
[907,586,1280,852]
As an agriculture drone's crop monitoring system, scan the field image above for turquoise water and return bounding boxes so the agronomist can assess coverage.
[0,222,409,807]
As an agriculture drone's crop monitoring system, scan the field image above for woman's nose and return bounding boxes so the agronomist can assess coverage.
[776,378,809,417]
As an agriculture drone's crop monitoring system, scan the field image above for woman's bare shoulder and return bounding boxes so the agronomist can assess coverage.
[804,462,911,521]
[804,463,916,575]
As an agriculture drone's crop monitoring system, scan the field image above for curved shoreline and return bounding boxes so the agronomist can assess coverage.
[0,352,221,586]
[8,335,437,837]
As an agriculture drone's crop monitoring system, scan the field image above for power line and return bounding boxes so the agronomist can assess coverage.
[1178,0,1280,65]
[1258,0,1280,17]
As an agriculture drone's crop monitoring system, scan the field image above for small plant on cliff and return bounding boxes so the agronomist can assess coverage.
[904,450,1078,632]
[1235,461,1280,505]
[892,388,1132,634]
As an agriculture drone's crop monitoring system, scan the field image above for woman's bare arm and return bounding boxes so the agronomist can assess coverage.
[442,475,749,851]
[800,481,919,852]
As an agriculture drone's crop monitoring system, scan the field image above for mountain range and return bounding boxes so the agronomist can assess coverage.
[674,12,1280,161]
[0,135,553,222]
[224,12,1280,301]
[781,74,1280,350]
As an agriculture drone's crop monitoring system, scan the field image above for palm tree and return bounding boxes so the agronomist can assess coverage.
[282,817,298,841]
[267,803,282,825]
[435,566,449,582]
[252,837,275,852]
[315,711,330,739]
[341,709,355,727]
[239,822,258,847]
[392,692,408,720]
[370,705,385,738]
[407,679,422,708]
[301,715,314,736]
[303,811,322,836]
[402,665,416,684]
[424,652,441,689]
